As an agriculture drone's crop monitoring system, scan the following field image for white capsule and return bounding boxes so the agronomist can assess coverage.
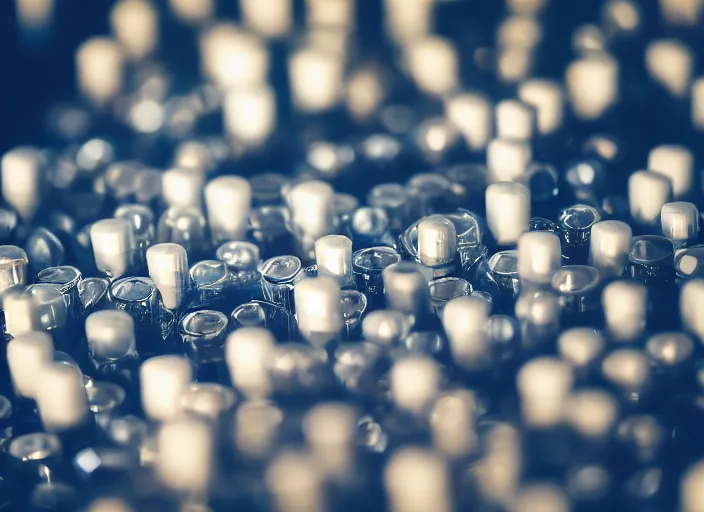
[661,201,699,241]
[681,280,704,342]
[2,147,45,222]
[417,217,457,268]
[602,349,650,393]
[0,245,29,294]
[648,145,694,199]
[646,39,693,98]
[558,328,605,369]
[444,92,493,151]
[382,262,433,316]
[565,53,619,120]
[442,296,491,371]
[487,138,532,182]
[161,168,204,210]
[517,231,562,285]
[315,235,353,282]
[628,170,673,225]
[110,0,158,60]
[345,66,387,123]
[517,357,573,428]
[240,0,292,38]
[646,332,694,368]
[496,45,534,85]
[294,276,343,348]
[306,0,354,29]
[691,77,704,131]
[602,280,647,342]
[602,0,641,33]
[90,219,135,280]
[7,332,54,399]
[518,79,564,135]
[430,390,479,458]
[16,0,54,30]
[266,451,325,512]
[362,309,413,347]
[495,99,535,141]
[199,24,269,89]
[289,47,344,113]
[570,24,605,57]
[511,484,568,512]
[384,448,451,512]
[303,402,357,476]
[224,85,276,147]
[169,0,213,24]
[682,460,704,512]
[86,497,134,512]
[27,284,68,332]
[304,26,351,58]
[35,363,90,432]
[140,355,193,422]
[506,0,547,14]
[497,14,543,48]
[235,401,284,459]
[156,417,213,494]
[204,175,253,243]
[3,289,38,337]
[390,356,441,416]
[589,220,632,278]
[405,36,458,97]
[180,383,236,420]
[660,0,704,26]
[288,180,336,239]
[85,310,136,362]
[383,0,434,45]
[566,390,618,439]
[76,37,124,106]
[146,243,189,311]
[226,327,276,399]
[485,182,531,245]
[475,425,522,505]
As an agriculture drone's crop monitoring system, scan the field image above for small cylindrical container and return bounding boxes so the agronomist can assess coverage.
[188,259,238,311]
[551,265,602,321]
[352,246,401,309]
[558,204,601,264]
[259,255,305,315]
[108,276,164,353]
[628,235,675,284]
[180,310,229,382]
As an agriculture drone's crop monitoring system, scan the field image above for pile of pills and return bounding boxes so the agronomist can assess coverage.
[4,0,704,510]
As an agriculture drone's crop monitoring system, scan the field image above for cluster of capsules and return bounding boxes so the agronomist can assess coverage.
[9,0,704,510]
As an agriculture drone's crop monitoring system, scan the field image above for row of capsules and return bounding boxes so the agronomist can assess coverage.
[7,0,704,510]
